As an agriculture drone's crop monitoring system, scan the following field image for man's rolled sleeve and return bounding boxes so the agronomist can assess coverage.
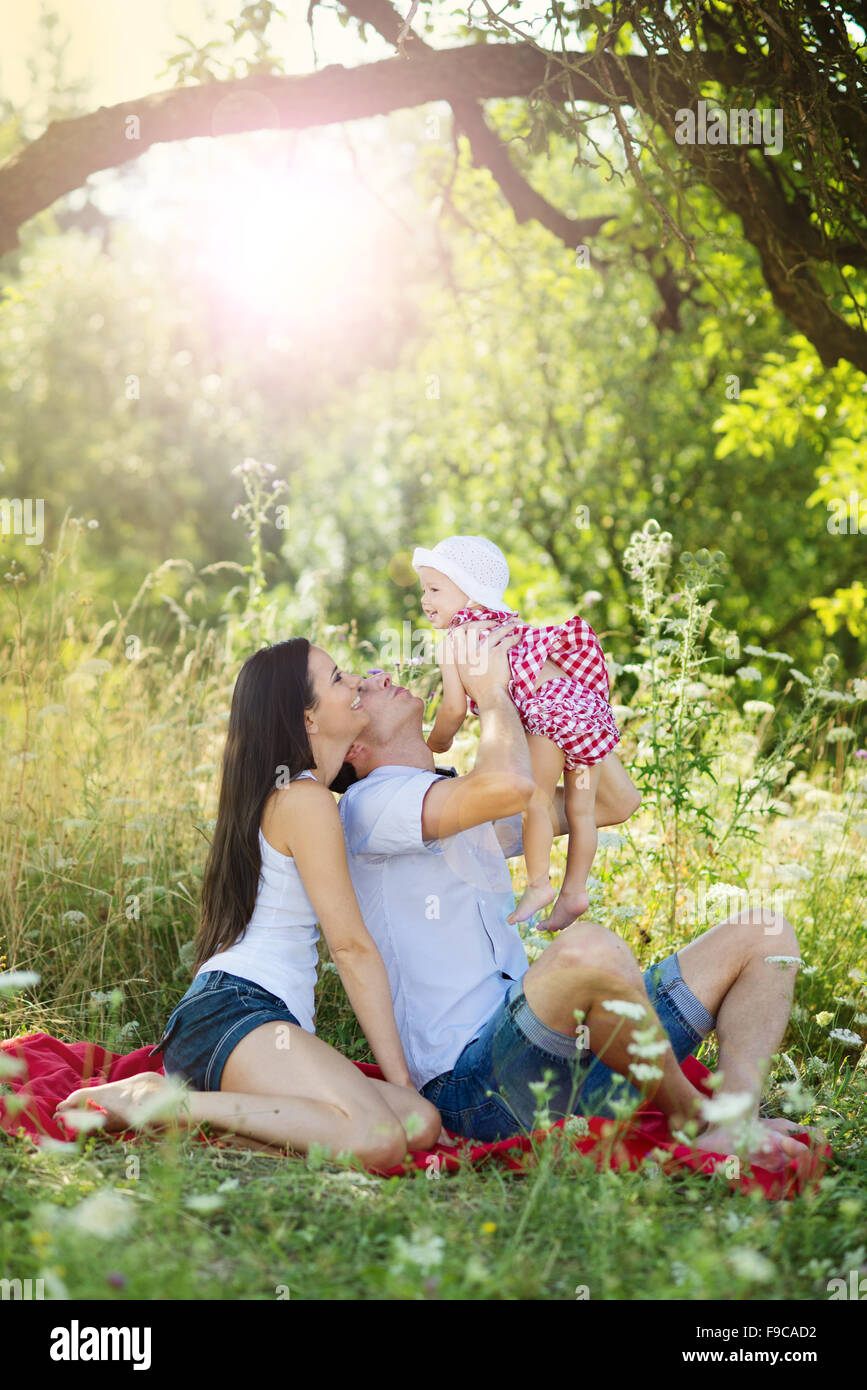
[339,769,444,857]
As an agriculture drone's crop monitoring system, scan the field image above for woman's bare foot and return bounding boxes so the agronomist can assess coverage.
[507,879,556,925]
[542,887,590,934]
[54,1073,188,1133]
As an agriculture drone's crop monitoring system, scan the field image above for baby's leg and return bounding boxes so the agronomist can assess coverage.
[544,761,603,932]
[506,734,564,925]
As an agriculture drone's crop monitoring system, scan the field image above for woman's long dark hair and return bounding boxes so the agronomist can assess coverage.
[193,638,317,972]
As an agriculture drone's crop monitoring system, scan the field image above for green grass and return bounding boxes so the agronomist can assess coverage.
[1,521,866,1301]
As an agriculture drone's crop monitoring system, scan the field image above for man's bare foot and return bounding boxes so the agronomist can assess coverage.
[693,1118,815,1174]
[764,1115,827,1145]
[54,1073,187,1132]
[507,879,556,925]
[541,887,591,934]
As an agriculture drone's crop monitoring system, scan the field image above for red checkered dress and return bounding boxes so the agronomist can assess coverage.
[447,606,620,769]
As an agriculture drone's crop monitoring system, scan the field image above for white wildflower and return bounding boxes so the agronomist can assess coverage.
[597,831,625,849]
[390,1229,445,1275]
[789,669,811,685]
[742,645,767,658]
[766,651,793,663]
[743,700,775,717]
[736,666,762,683]
[601,999,647,1021]
[764,955,806,969]
[62,910,88,924]
[700,1092,754,1124]
[186,1194,224,1213]
[0,970,40,993]
[829,1028,863,1047]
[562,1115,590,1138]
[727,1248,776,1283]
[66,1190,135,1238]
[629,1062,664,1082]
[773,864,812,883]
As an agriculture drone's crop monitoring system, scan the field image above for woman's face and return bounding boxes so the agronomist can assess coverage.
[305,646,369,744]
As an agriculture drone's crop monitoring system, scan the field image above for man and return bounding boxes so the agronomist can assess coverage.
[336,621,813,1170]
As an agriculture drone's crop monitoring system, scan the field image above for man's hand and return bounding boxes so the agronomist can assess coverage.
[446,618,521,706]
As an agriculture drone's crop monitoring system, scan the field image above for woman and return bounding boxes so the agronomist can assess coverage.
[55,639,442,1169]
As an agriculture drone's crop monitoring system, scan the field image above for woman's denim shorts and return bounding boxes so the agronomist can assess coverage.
[420,950,716,1142]
[148,970,302,1092]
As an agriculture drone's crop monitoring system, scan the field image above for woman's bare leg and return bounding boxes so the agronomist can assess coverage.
[507,734,564,924]
[56,1023,441,1170]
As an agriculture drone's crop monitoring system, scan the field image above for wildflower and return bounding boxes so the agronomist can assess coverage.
[736,666,762,683]
[185,1194,223,1214]
[743,700,775,717]
[601,999,647,1021]
[0,970,41,992]
[480,1222,497,1235]
[629,1062,664,1082]
[727,1248,776,1283]
[826,727,855,743]
[829,1028,863,1047]
[390,1229,445,1275]
[815,1011,834,1027]
[854,1013,867,1026]
[106,1272,127,1288]
[597,831,625,849]
[764,955,806,969]
[855,750,867,760]
[700,1092,754,1124]
[743,645,767,658]
[854,679,867,700]
[766,651,793,663]
[789,669,811,685]
[773,864,812,883]
[57,1108,107,1133]
[562,1115,590,1137]
[66,1191,135,1238]
[684,681,711,699]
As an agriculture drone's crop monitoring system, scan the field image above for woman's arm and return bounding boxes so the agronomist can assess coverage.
[276,781,415,1089]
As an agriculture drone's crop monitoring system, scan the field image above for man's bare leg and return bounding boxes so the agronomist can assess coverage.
[675,909,818,1166]
[522,923,707,1128]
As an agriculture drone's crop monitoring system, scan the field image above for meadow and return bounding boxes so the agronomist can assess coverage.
[1,503,865,1303]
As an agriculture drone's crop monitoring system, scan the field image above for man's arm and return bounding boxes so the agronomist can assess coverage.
[421,622,535,841]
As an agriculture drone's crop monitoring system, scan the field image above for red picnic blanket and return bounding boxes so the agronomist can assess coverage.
[0,1032,829,1198]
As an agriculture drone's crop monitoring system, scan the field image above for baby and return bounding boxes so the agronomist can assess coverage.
[412,534,622,931]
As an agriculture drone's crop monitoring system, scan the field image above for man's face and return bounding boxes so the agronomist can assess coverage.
[352,669,425,748]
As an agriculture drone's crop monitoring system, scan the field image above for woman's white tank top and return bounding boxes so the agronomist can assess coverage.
[195,770,320,1032]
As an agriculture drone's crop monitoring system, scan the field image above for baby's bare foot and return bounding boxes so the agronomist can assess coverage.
[542,888,590,934]
[54,1073,184,1132]
[507,880,557,925]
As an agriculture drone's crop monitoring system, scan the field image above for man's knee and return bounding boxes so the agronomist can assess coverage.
[544,921,642,981]
[725,909,799,960]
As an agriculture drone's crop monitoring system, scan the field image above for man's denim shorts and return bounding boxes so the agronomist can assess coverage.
[148,970,302,1092]
[420,951,716,1142]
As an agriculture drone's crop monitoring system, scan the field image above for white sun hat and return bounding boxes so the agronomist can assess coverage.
[411,535,516,612]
